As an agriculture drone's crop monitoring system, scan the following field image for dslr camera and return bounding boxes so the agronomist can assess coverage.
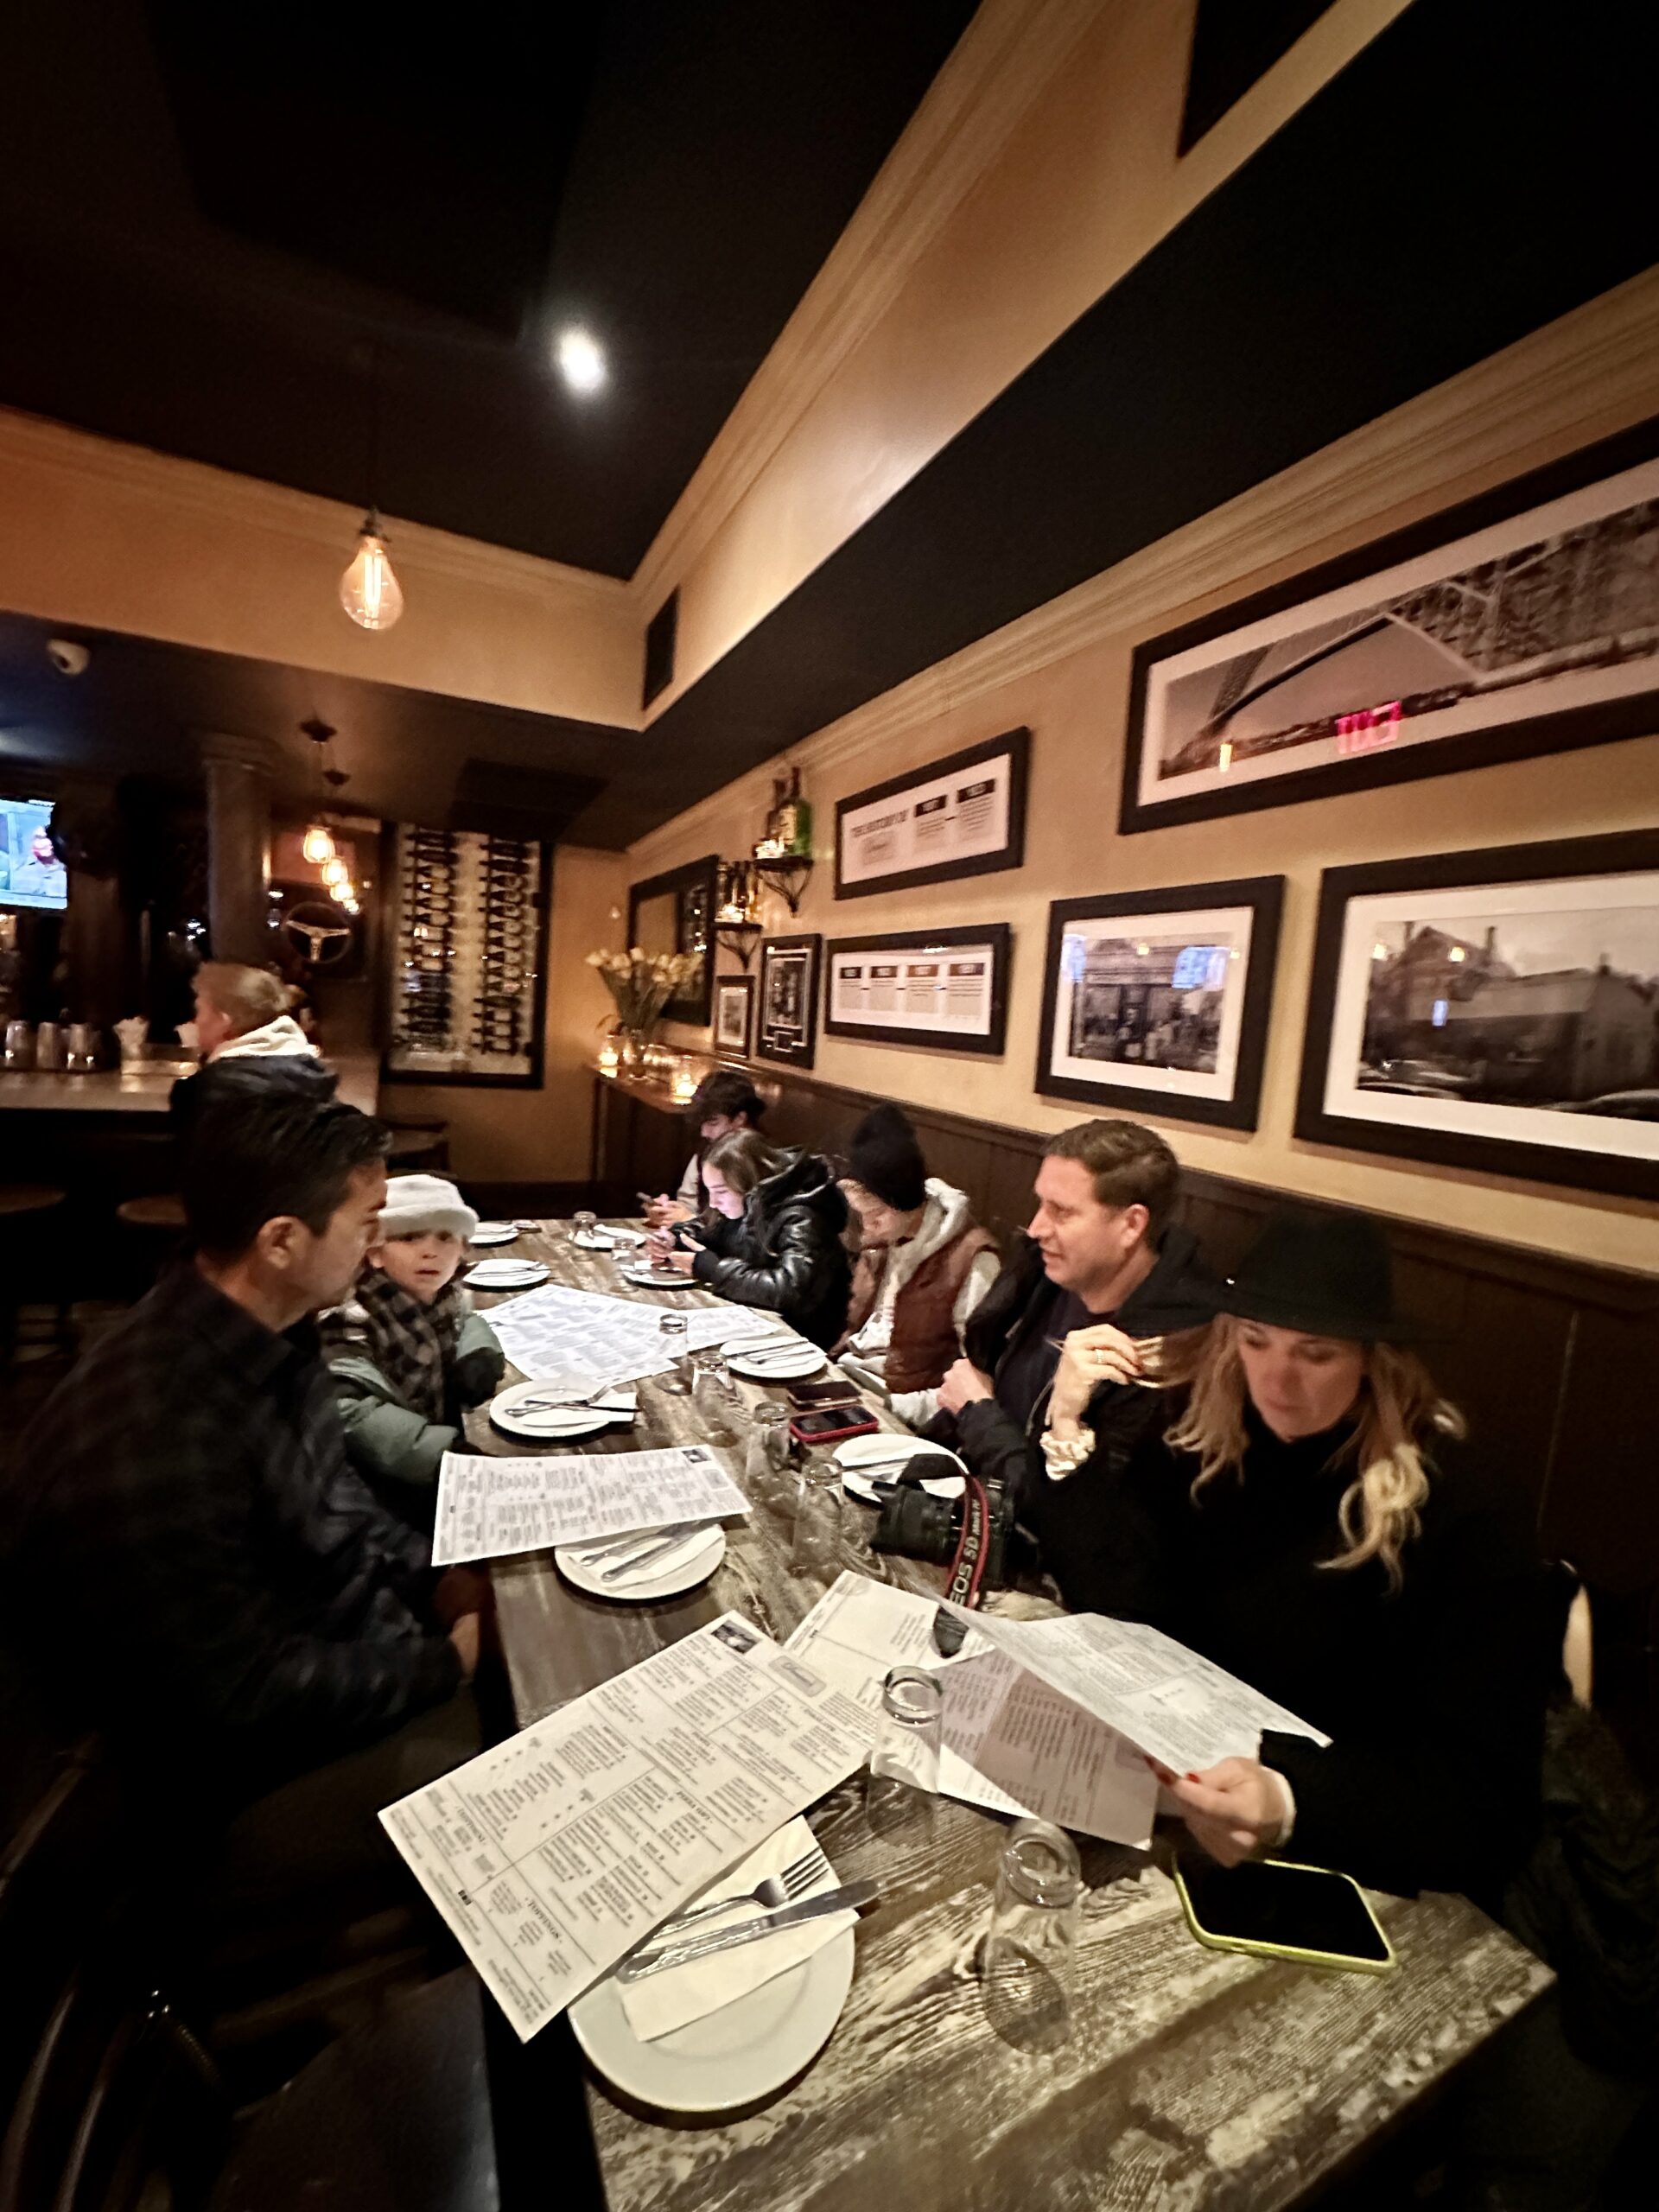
[869,1456,1021,1594]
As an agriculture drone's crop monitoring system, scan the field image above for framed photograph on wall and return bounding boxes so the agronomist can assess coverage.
[1037,877,1284,1129]
[1120,422,1659,834]
[835,728,1030,898]
[712,973,755,1059]
[824,924,1011,1055]
[1296,830,1659,1199]
[757,934,821,1068]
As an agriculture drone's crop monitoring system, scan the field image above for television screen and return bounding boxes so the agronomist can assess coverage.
[0,798,68,912]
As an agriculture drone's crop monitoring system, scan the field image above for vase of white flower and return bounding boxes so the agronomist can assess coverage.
[586,945,702,1074]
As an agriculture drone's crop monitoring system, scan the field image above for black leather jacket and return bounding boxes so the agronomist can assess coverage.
[690,1149,851,1350]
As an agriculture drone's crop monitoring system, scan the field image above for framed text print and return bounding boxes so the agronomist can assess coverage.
[1296,830,1659,1199]
[756,935,821,1069]
[1037,877,1284,1129]
[824,925,1012,1056]
[1120,423,1659,833]
[835,729,1030,899]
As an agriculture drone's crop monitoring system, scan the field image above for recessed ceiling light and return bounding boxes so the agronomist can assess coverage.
[556,327,607,395]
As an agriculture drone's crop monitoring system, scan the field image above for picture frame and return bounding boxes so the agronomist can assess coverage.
[1119,420,1659,834]
[712,972,755,1060]
[1036,877,1284,1129]
[756,934,821,1068]
[1295,830,1659,1199]
[824,924,1012,1055]
[626,853,717,1025]
[834,728,1030,899]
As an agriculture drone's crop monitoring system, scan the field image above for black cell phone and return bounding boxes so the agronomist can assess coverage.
[1173,1858,1395,1974]
[789,1406,880,1446]
[787,1378,861,1410]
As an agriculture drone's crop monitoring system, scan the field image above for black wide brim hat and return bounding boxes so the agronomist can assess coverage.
[1219,1208,1426,1344]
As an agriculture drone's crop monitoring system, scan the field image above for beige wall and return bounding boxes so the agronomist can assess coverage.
[631,277,1659,1277]
[388,842,627,1185]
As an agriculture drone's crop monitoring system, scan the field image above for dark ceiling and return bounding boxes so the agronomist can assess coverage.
[0,0,978,576]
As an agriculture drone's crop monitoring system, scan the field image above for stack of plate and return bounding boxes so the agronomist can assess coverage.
[488,1380,639,1441]
[468,1222,519,1246]
[467,1256,550,1290]
[727,1337,827,1383]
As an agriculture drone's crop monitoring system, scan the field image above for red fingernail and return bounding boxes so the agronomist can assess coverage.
[1185,1774,1202,1783]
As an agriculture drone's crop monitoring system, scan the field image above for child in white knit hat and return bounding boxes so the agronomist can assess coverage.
[319,1173,504,1530]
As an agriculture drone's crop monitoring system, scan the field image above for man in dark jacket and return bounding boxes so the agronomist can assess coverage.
[932,1120,1216,1539]
[1,1090,480,1922]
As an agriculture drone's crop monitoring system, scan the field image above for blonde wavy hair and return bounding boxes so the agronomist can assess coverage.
[1162,1316,1464,1590]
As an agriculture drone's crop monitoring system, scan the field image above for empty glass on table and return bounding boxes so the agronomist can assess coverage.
[790,1461,842,1581]
[744,1400,792,1503]
[657,1307,690,1393]
[866,1666,942,1844]
[980,1818,1083,2051]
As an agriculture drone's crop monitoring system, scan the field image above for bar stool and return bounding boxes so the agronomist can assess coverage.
[114,1192,188,1294]
[0,1185,72,1367]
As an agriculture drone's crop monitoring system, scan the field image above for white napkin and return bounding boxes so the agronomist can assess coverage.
[617,1817,853,2043]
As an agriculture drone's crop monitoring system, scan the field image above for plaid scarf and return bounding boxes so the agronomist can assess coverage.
[320,1267,467,1423]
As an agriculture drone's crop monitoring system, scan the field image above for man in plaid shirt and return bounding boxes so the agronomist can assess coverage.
[2,1090,480,1913]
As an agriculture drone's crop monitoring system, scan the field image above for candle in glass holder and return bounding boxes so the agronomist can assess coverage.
[599,1039,620,1076]
[670,1061,698,1103]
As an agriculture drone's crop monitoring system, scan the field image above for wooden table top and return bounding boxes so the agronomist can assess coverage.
[469,1222,1551,2212]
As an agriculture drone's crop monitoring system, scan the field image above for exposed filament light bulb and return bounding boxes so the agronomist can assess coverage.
[302,824,336,865]
[340,511,404,632]
[322,855,350,888]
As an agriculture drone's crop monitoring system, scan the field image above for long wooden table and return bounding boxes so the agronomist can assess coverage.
[467,1223,1551,2212]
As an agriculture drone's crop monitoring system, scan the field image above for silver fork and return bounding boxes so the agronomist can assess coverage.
[655,1843,832,1937]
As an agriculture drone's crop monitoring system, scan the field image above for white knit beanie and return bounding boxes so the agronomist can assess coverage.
[376,1173,479,1243]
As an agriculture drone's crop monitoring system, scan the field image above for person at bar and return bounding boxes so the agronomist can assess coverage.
[319,1172,505,1534]
[833,1103,1001,1425]
[0,1091,481,1915]
[641,1067,766,1227]
[931,1118,1216,1511]
[170,960,331,1137]
[1039,1207,1548,1901]
[645,1128,850,1349]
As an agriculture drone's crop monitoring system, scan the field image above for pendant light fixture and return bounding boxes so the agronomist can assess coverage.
[340,344,404,632]
[300,718,353,899]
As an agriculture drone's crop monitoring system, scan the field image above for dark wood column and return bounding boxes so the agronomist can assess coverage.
[199,733,274,964]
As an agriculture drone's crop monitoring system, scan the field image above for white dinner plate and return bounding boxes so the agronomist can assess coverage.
[569,1922,854,2113]
[835,1433,966,1504]
[555,1523,726,1601]
[467,1261,550,1289]
[488,1382,639,1441]
[620,1262,698,1291]
[728,1343,826,1382]
[572,1225,645,1250]
[468,1222,519,1245]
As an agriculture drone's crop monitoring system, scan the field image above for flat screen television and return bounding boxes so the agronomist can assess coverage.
[0,797,68,912]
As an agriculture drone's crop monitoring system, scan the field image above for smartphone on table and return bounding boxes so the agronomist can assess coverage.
[1173,1857,1395,1975]
[788,1405,880,1448]
[787,1378,862,1411]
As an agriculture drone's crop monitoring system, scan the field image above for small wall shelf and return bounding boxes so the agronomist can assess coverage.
[753,854,815,915]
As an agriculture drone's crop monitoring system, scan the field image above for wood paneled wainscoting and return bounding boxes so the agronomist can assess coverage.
[588,1065,1659,1776]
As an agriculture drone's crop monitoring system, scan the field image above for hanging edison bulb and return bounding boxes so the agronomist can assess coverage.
[340,512,404,632]
[302,823,336,865]
[322,855,350,888]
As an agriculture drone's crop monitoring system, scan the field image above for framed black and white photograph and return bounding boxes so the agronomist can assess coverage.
[1120,423,1659,834]
[1296,831,1659,1198]
[824,924,1011,1055]
[756,934,820,1068]
[835,728,1029,898]
[1037,878,1284,1128]
[712,973,754,1059]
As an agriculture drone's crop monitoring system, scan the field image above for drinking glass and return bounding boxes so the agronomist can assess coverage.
[744,1401,792,1502]
[572,1209,598,1244]
[790,1462,842,1581]
[980,1819,1083,2051]
[658,1308,690,1393]
[866,1667,943,1844]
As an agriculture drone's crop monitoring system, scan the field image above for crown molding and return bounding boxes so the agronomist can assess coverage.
[0,405,628,603]
[628,266,1659,867]
[629,0,1101,612]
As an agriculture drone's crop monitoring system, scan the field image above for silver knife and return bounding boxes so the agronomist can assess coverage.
[598,1524,713,1580]
[572,1519,701,1568]
[617,1879,879,1980]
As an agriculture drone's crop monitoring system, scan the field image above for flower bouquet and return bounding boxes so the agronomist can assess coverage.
[586,945,702,1070]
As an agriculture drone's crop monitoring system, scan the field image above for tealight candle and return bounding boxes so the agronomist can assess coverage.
[599,1040,620,1075]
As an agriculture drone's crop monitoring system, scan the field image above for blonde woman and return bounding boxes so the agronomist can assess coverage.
[1037,1208,1547,1902]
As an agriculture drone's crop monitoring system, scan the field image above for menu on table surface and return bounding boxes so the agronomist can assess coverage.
[787,1573,1156,1846]
[380,1615,878,2041]
[431,1443,750,1567]
[945,1604,1329,1776]
[481,1279,782,1390]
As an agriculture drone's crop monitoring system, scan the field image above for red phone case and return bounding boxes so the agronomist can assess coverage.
[788,1408,879,1447]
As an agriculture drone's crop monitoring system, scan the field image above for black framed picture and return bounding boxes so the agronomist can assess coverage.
[1036,877,1284,1129]
[824,924,1011,1056]
[756,934,820,1068]
[834,728,1030,899]
[1120,420,1659,834]
[712,973,755,1059]
[627,853,717,1025]
[1295,830,1659,1199]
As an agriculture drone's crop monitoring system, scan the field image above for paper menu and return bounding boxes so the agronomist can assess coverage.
[380,1614,878,2042]
[945,1606,1329,1776]
[785,1573,1156,1847]
[481,1280,779,1390]
[431,1443,749,1567]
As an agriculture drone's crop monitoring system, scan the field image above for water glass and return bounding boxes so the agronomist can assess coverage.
[866,1667,943,1844]
[658,1308,690,1393]
[744,1401,792,1501]
[691,1348,734,1412]
[981,1819,1083,2050]
[790,1462,842,1581]
[572,1209,598,1243]
[3,1020,34,1071]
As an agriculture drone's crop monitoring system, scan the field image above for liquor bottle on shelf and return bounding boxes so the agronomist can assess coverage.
[775,766,812,856]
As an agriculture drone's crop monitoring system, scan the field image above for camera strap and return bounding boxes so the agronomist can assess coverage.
[944,1473,993,1610]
